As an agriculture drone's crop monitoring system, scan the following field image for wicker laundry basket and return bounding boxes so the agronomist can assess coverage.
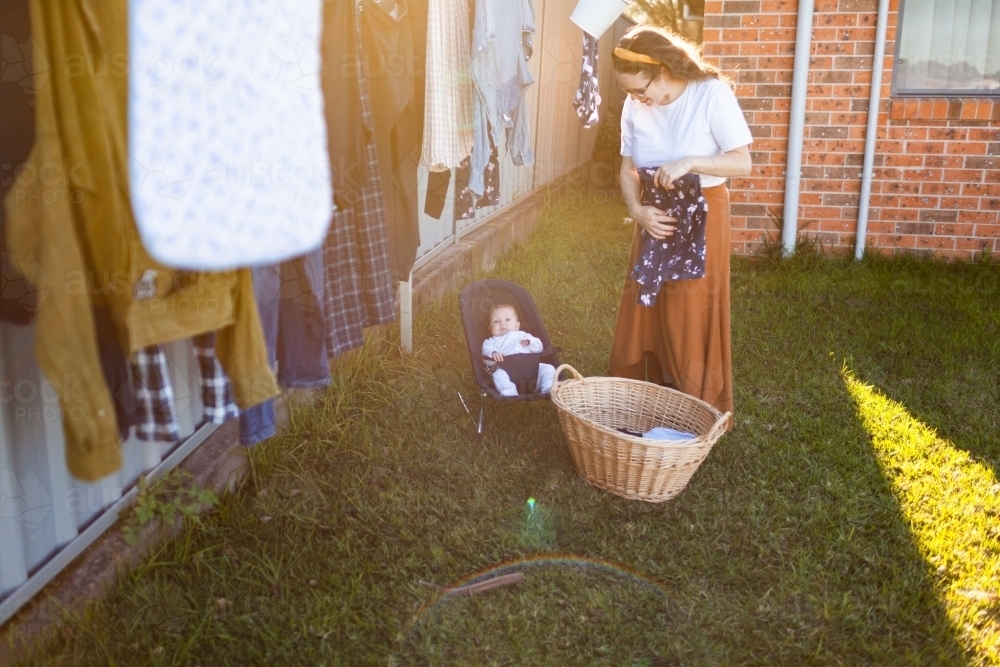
[550,364,731,502]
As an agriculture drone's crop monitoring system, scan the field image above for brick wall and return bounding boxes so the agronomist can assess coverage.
[702,0,1000,260]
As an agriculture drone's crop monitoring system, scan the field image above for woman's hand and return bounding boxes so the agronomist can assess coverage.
[654,157,694,189]
[630,205,677,239]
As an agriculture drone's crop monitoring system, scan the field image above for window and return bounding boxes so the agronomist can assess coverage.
[893,0,1000,96]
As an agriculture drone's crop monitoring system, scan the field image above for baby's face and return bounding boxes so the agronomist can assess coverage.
[488,307,520,337]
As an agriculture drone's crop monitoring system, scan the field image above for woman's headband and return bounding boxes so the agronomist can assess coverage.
[613,47,660,66]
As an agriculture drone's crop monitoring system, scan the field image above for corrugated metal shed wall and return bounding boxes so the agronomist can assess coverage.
[0,0,611,624]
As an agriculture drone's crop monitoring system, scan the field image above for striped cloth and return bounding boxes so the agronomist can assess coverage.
[323,12,397,359]
[131,346,181,442]
[192,333,240,424]
[419,0,475,171]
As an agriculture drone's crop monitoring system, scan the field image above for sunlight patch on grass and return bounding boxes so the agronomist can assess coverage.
[843,370,1000,664]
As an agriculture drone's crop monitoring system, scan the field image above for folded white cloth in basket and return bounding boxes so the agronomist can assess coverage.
[643,426,695,441]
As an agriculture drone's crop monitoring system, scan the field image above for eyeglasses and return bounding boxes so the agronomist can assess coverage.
[617,75,655,98]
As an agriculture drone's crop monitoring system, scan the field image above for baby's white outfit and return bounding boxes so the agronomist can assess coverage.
[481,331,555,397]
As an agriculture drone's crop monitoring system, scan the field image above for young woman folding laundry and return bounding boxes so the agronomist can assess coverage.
[608,24,752,422]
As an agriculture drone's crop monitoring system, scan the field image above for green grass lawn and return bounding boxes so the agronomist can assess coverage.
[13,189,1000,666]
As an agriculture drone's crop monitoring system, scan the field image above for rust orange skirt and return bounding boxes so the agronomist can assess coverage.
[608,184,733,420]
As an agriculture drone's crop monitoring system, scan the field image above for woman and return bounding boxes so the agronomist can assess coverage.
[609,25,752,420]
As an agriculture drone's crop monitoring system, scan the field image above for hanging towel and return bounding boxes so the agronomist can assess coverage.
[420,0,475,171]
[127,0,333,270]
[631,170,708,307]
[574,32,601,128]
[469,0,535,197]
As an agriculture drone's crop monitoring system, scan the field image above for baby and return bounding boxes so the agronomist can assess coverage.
[482,304,555,396]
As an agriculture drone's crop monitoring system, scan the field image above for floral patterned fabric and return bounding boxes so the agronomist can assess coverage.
[631,169,707,306]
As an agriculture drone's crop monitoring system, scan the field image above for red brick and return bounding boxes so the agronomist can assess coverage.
[924,156,965,169]
[743,14,781,27]
[817,13,859,26]
[800,205,844,219]
[906,142,946,155]
[898,195,938,208]
[916,236,956,250]
[942,169,985,182]
[958,211,996,223]
[963,183,1000,197]
[881,181,921,195]
[938,197,980,210]
[888,126,928,141]
[818,219,857,232]
[928,127,968,141]
[974,224,1000,237]
[920,182,961,196]
[975,100,994,121]
[877,233,917,246]
[935,224,976,236]
[871,195,899,207]
[955,236,995,251]
[968,128,1000,142]
[902,168,943,181]
[945,141,989,155]
[884,154,924,167]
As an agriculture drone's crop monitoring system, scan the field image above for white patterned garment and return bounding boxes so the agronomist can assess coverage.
[420,0,475,171]
[128,0,333,270]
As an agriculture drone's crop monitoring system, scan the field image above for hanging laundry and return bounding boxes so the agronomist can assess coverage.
[574,32,601,128]
[132,334,240,443]
[358,0,422,281]
[127,0,333,271]
[631,170,708,307]
[424,170,451,220]
[320,0,398,360]
[5,0,278,480]
[131,346,182,443]
[420,0,475,172]
[0,0,37,325]
[469,0,536,196]
[240,254,331,446]
[193,333,240,426]
[454,134,500,221]
[94,307,142,441]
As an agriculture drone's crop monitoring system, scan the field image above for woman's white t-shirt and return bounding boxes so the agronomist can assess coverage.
[620,78,753,188]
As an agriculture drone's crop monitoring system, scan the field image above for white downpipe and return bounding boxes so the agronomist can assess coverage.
[854,0,891,260]
[781,0,815,256]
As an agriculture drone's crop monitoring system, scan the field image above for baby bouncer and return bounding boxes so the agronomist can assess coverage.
[458,280,561,435]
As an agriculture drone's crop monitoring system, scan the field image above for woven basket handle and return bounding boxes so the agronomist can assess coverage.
[552,364,584,391]
[707,411,732,441]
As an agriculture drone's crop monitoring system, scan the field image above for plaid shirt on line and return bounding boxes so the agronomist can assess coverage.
[323,12,397,360]
[131,334,239,443]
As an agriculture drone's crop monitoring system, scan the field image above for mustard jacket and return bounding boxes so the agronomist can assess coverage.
[4,0,279,481]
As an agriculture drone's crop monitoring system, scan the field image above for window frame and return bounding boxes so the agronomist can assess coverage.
[891,0,1000,98]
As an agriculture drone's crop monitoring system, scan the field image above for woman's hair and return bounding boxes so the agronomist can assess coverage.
[613,25,727,85]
